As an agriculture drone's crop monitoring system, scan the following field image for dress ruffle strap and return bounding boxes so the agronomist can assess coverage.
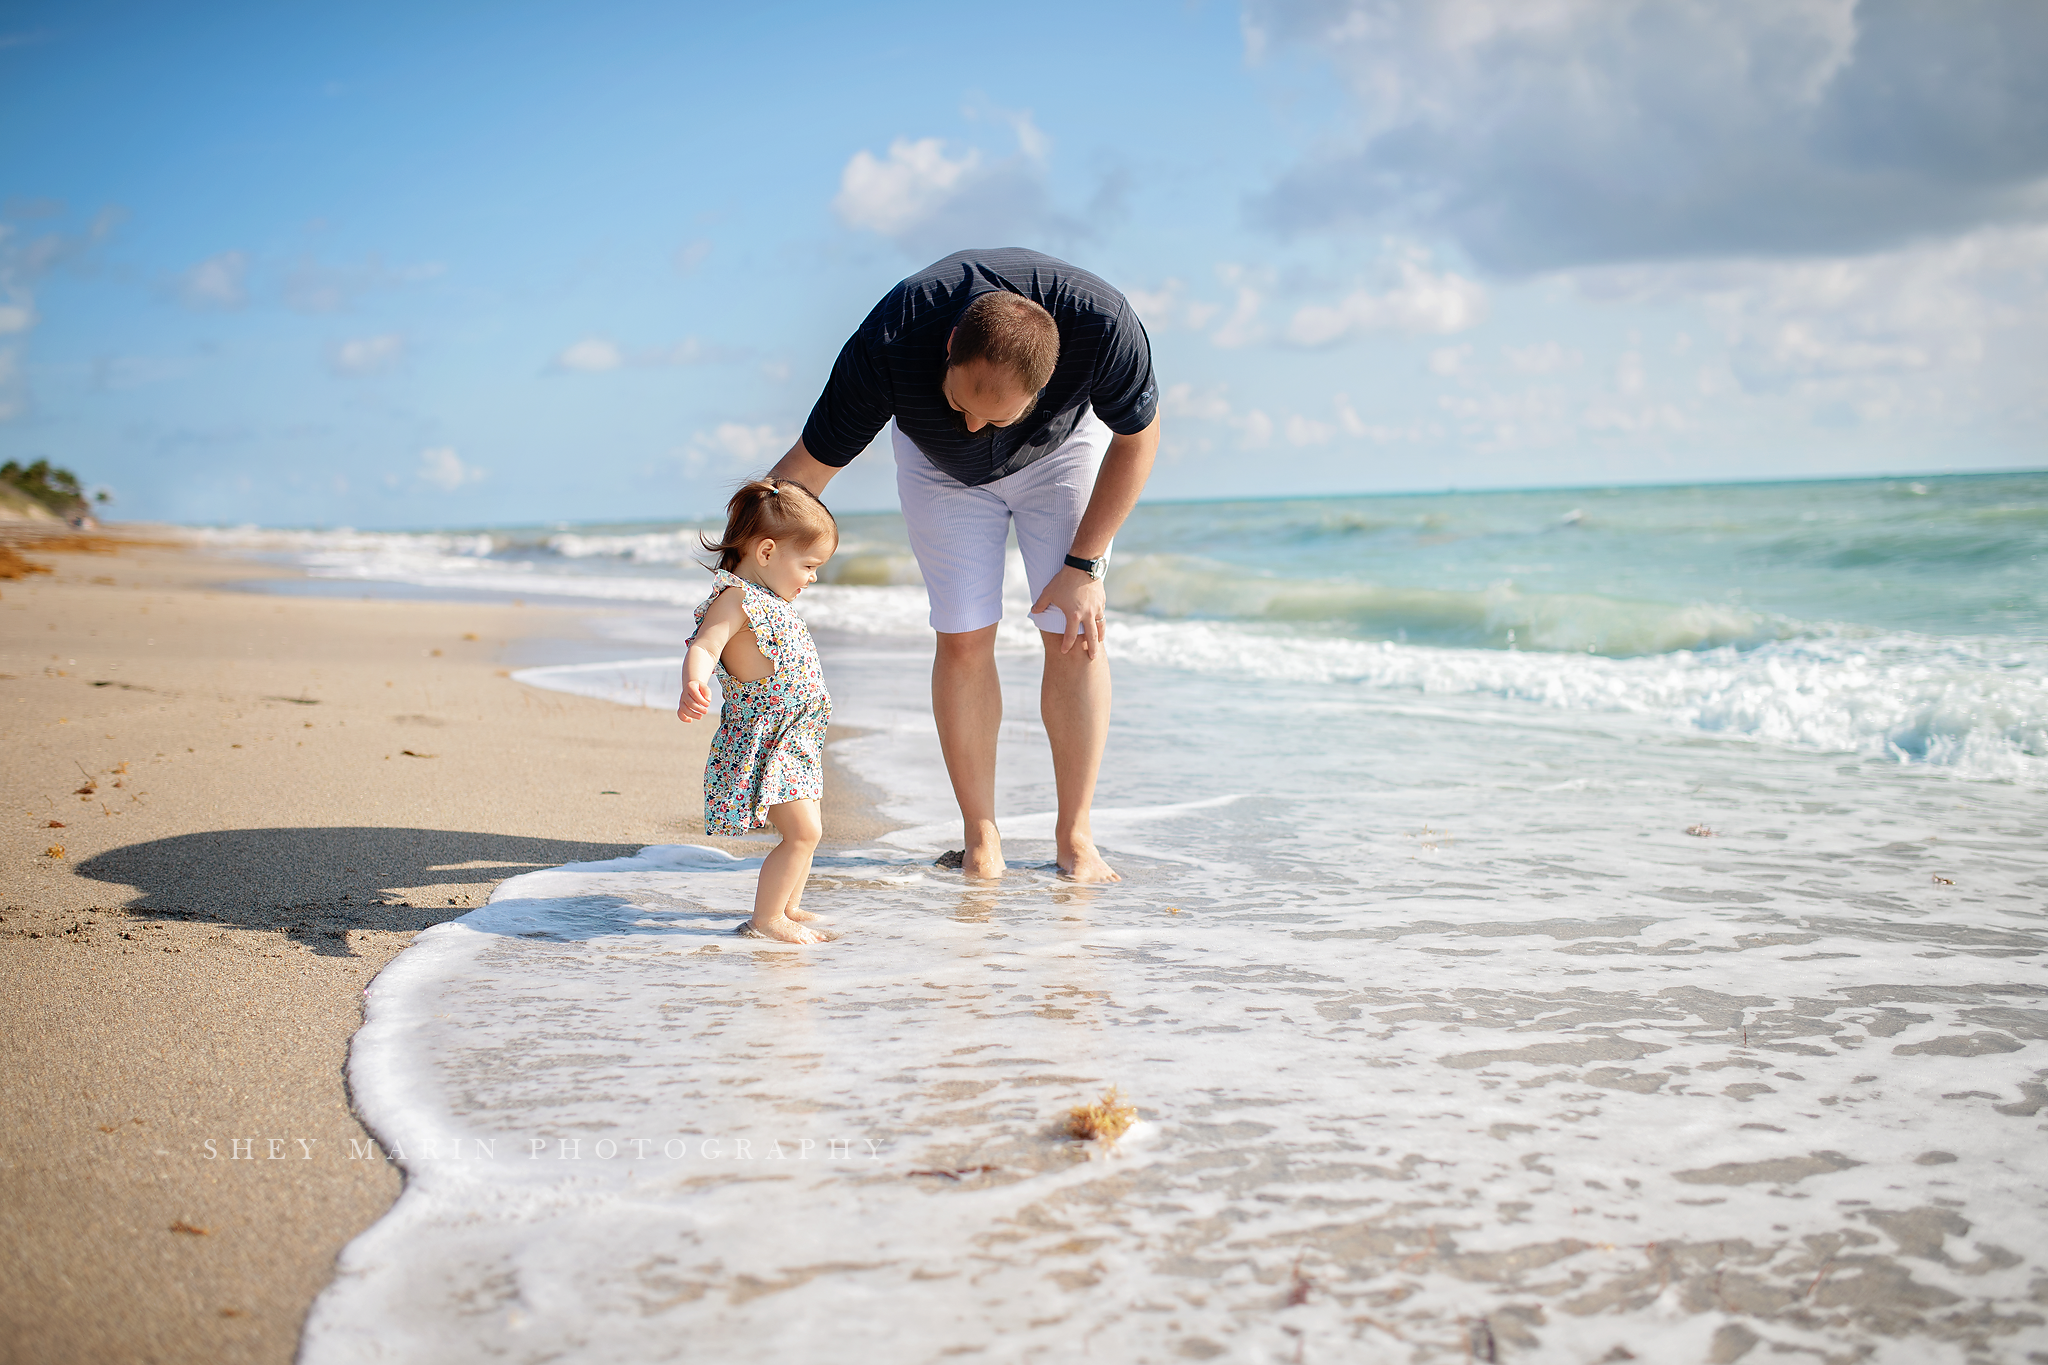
[708,567,781,667]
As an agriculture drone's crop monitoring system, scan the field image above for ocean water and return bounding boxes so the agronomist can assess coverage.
[255,472,2048,1363]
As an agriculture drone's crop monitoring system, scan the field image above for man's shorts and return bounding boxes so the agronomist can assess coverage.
[893,406,1113,636]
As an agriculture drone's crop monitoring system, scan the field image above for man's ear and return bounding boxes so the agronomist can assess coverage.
[945,326,956,361]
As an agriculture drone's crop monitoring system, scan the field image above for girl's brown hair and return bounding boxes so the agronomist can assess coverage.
[699,477,838,571]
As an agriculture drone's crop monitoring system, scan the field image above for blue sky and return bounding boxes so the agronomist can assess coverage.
[3,0,2044,527]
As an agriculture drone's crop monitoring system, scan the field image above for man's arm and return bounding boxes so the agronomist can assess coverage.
[1030,411,1160,658]
[767,439,842,497]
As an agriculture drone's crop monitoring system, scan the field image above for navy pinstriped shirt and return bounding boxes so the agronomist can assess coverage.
[799,248,1158,488]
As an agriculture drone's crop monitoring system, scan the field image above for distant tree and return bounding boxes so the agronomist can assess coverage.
[0,459,92,518]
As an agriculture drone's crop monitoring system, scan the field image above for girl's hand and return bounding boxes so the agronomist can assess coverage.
[677,679,714,722]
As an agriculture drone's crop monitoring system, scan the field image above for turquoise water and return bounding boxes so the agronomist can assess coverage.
[1104,472,2048,646]
[208,470,2048,777]
[224,469,2048,644]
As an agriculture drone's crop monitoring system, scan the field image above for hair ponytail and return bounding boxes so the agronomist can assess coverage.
[699,477,838,571]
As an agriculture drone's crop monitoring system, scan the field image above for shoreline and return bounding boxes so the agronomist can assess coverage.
[0,528,895,1364]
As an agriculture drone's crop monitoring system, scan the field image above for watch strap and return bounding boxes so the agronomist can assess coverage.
[1064,553,1107,579]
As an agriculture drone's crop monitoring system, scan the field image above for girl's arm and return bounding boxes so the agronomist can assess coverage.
[677,590,746,722]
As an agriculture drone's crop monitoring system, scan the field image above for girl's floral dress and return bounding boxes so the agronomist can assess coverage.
[691,568,832,835]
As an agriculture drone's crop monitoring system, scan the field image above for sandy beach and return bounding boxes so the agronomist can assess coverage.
[0,528,885,1365]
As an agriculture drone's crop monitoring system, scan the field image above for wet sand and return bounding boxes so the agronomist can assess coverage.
[0,528,888,1365]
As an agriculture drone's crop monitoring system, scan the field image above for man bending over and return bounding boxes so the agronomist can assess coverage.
[768,246,1160,883]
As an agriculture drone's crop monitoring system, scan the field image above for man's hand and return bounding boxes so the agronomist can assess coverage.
[676,679,714,722]
[1032,565,1108,659]
[1030,412,1157,660]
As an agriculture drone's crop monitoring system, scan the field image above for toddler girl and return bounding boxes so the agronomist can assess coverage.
[677,478,838,944]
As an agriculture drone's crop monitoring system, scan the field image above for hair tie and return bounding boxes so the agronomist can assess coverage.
[766,483,781,496]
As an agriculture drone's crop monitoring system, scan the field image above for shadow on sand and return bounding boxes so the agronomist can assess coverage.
[74,827,644,957]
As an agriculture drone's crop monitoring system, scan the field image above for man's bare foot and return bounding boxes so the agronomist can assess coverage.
[738,916,826,944]
[961,837,1005,879]
[1057,838,1120,884]
[938,847,1007,877]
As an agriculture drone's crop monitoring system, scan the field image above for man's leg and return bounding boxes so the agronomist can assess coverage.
[1004,408,1120,882]
[1039,628,1118,882]
[932,625,1005,878]
[893,423,1013,878]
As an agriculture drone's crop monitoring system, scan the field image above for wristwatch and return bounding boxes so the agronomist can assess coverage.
[1064,552,1108,581]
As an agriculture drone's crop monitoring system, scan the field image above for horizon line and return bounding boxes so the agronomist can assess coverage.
[118,463,2046,536]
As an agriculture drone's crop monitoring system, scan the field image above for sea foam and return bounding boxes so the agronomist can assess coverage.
[517,599,2048,785]
[304,686,2048,1363]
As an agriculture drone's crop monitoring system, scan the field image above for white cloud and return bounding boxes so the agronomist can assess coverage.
[1126,278,1221,334]
[685,422,790,474]
[328,333,405,376]
[1160,382,1233,422]
[176,251,248,310]
[1569,223,2048,395]
[1505,341,1581,374]
[1167,384,1426,451]
[1335,393,1367,437]
[1125,279,1176,325]
[968,100,1052,163]
[659,337,726,365]
[1333,392,1440,444]
[1428,344,1473,376]
[1581,401,1689,435]
[1437,386,1576,452]
[416,447,484,492]
[1248,0,2048,272]
[555,337,625,373]
[1285,414,1334,446]
[1209,264,1268,349]
[553,335,735,373]
[1285,258,1486,346]
[831,120,1068,255]
[834,137,984,238]
[1158,382,1280,449]
[1615,351,1646,395]
[1010,113,1050,162]
[0,302,34,334]
[1238,409,1274,448]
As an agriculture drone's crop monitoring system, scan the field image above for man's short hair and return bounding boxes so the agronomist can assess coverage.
[948,292,1059,393]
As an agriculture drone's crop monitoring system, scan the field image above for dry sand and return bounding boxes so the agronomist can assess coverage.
[0,528,890,1365]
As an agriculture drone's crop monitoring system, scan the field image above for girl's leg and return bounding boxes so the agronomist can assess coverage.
[750,800,824,943]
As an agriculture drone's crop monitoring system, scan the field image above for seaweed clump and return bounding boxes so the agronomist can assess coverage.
[0,545,52,579]
[1066,1086,1137,1143]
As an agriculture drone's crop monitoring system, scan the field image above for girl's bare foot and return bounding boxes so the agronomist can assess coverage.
[738,916,826,944]
[785,906,830,923]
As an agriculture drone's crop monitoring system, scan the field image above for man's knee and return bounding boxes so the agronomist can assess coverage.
[934,624,1000,664]
[1039,630,1108,670]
